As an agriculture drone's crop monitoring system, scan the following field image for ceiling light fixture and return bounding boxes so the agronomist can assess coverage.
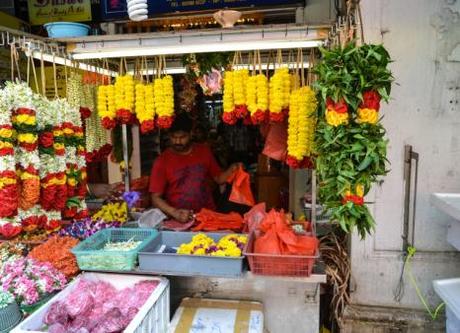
[70,40,323,60]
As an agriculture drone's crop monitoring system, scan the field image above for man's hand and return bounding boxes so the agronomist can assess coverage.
[172,209,193,223]
[229,162,242,174]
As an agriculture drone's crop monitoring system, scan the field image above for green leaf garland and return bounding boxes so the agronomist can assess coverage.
[314,42,394,239]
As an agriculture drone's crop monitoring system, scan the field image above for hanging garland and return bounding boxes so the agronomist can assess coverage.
[246,52,268,124]
[84,82,111,163]
[269,67,291,122]
[314,43,393,238]
[222,70,236,125]
[287,86,317,168]
[135,82,156,134]
[97,84,117,129]
[154,75,175,129]
[114,74,135,124]
[0,84,20,238]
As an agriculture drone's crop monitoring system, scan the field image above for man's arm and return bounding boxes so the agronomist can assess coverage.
[151,193,192,223]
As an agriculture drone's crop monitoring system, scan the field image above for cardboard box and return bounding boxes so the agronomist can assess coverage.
[169,298,264,333]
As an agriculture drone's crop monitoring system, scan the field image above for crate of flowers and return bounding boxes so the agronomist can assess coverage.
[71,228,157,271]
[138,231,248,277]
[11,272,169,333]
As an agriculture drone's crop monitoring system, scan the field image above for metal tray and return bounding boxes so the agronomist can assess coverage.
[138,231,246,278]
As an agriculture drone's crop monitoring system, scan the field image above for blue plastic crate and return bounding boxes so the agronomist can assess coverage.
[71,228,157,271]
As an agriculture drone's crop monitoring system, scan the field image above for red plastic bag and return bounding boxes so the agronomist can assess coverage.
[243,203,266,233]
[254,227,282,254]
[193,208,243,232]
[262,122,288,161]
[227,166,255,207]
[255,210,318,256]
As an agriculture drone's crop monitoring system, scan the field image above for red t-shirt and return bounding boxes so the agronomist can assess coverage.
[149,144,222,212]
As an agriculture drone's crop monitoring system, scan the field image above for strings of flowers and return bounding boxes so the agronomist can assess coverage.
[269,68,291,122]
[97,84,116,129]
[222,70,236,125]
[135,82,156,134]
[154,75,174,129]
[247,73,269,125]
[286,86,317,168]
[0,86,19,238]
[115,75,135,124]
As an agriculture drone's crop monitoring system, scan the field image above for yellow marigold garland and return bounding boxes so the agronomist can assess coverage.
[222,71,236,125]
[154,75,174,129]
[286,86,317,168]
[232,69,249,119]
[247,74,269,124]
[97,85,117,129]
[269,68,291,122]
[114,75,135,124]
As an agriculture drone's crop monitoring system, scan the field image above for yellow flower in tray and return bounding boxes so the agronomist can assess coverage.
[177,233,247,257]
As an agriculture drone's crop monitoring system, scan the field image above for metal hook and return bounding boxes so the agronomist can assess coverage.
[220,32,223,41]
[179,35,183,43]
[139,38,142,45]
[285,25,288,37]
[262,29,265,38]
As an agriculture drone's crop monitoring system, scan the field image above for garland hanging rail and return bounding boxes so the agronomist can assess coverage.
[0,27,117,77]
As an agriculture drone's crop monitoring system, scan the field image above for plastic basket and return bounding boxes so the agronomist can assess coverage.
[71,228,157,271]
[243,231,319,277]
[0,301,22,332]
[11,273,170,333]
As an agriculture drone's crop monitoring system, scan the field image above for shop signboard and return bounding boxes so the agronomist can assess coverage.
[102,0,300,20]
[28,0,92,25]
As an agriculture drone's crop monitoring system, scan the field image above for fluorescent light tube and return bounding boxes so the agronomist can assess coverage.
[30,50,118,77]
[71,40,323,60]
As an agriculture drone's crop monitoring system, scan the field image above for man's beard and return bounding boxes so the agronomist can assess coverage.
[173,144,189,152]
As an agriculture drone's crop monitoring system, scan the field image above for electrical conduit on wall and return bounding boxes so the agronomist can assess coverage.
[126,0,148,21]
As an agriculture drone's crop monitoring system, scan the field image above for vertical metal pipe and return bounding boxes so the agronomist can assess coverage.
[311,169,317,236]
[402,145,412,252]
[122,124,130,193]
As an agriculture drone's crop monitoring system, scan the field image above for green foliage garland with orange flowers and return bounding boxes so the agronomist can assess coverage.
[314,43,394,239]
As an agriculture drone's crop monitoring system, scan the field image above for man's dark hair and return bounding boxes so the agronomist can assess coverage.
[169,112,193,133]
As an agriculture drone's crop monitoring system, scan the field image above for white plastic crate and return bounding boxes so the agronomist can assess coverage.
[11,272,170,333]
[433,278,460,333]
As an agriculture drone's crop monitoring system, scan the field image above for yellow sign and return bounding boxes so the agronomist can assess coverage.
[28,0,92,25]
[31,66,69,99]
